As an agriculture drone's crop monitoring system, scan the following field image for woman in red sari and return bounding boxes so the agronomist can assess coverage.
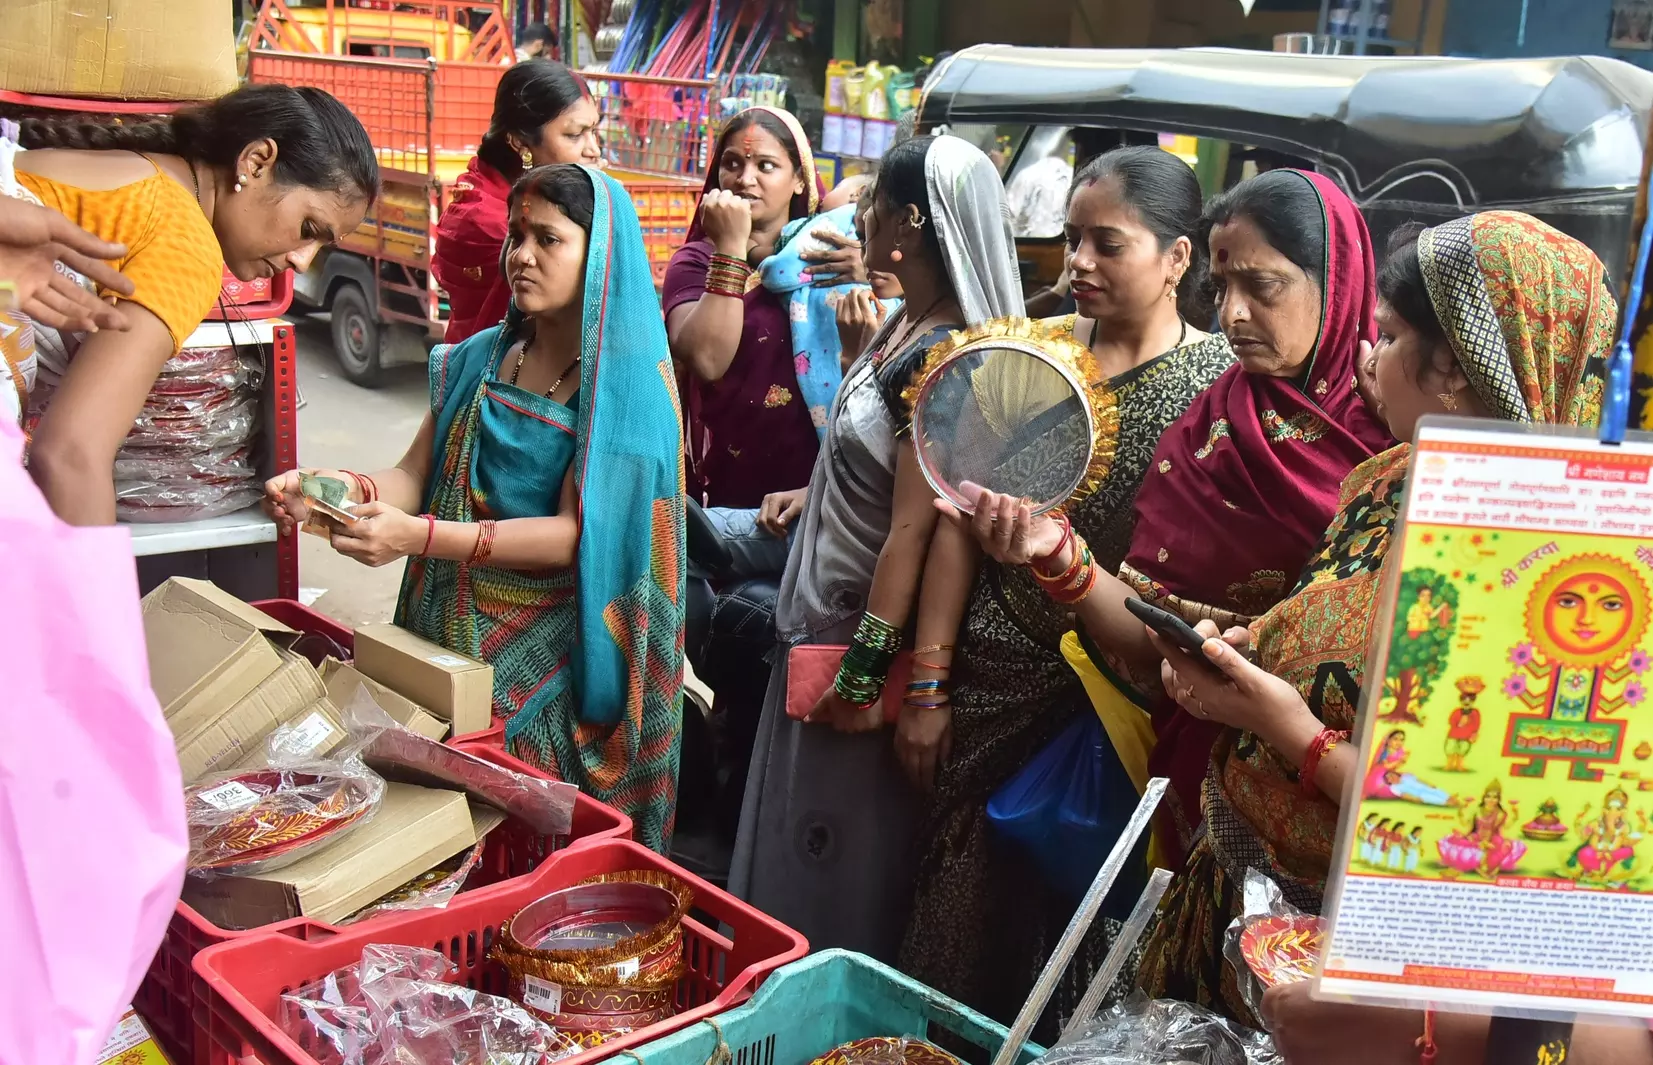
[433,60,599,343]
[943,169,1394,865]
[665,107,853,509]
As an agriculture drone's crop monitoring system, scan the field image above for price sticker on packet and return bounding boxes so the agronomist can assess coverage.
[1316,419,1653,1020]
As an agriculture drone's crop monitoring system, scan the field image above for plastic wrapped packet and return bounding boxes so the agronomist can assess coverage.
[115,443,255,485]
[280,945,461,1065]
[1036,993,1279,1065]
[1221,869,1327,1025]
[340,687,578,838]
[340,837,489,925]
[116,482,262,523]
[184,757,386,878]
[127,396,258,450]
[153,347,264,392]
[281,944,578,1065]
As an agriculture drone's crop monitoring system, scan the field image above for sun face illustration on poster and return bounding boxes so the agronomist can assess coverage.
[1347,531,1653,892]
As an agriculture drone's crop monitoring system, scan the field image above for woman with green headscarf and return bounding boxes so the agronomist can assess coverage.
[263,164,686,851]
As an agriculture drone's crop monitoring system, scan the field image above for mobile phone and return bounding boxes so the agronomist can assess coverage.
[1124,597,1210,656]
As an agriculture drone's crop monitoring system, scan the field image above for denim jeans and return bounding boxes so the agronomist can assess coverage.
[703,506,794,579]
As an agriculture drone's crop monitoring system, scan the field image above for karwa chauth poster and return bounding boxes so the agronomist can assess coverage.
[1320,423,1653,1018]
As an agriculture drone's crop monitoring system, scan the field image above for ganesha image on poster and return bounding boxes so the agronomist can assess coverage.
[1502,554,1653,782]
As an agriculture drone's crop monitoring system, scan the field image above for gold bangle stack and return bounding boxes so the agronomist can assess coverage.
[705,252,751,299]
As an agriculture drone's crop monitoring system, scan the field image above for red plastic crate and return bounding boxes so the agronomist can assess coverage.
[194,838,809,1065]
[209,266,295,320]
[625,181,701,289]
[133,599,631,1065]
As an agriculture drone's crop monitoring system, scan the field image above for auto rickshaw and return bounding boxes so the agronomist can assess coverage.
[917,46,1653,309]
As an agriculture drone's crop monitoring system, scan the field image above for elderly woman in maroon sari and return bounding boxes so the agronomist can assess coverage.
[665,107,856,510]
[941,168,1393,877]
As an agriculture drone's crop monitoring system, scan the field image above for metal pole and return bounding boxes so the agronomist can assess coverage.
[1058,867,1174,1044]
[989,778,1168,1065]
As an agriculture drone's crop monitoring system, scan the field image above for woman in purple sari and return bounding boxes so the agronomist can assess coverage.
[665,107,847,509]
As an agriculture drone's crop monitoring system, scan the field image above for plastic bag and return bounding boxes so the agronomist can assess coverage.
[0,344,188,1065]
[114,444,255,485]
[986,710,1147,902]
[1034,993,1279,1065]
[184,759,386,878]
[342,687,577,838]
[126,395,258,449]
[1222,869,1326,1025]
[115,483,261,523]
[341,838,489,925]
[281,944,578,1065]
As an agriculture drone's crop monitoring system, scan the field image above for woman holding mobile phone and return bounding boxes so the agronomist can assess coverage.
[1138,213,1612,1024]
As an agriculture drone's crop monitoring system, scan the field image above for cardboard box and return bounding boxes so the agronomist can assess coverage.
[321,657,449,742]
[174,647,341,781]
[182,783,477,929]
[143,578,295,736]
[353,625,493,736]
[0,0,238,101]
[225,698,348,773]
[96,1008,172,1065]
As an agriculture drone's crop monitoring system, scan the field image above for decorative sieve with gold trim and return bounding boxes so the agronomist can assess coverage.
[901,316,1120,517]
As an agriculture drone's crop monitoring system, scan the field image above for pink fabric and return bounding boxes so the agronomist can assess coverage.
[0,413,187,1065]
[1133,171,1395,853]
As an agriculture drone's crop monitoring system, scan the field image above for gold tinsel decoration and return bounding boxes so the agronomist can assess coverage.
[899,315,1120,510]
[492,869,693,990]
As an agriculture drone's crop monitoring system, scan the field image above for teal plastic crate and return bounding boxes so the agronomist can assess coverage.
[621,950,1044,1065]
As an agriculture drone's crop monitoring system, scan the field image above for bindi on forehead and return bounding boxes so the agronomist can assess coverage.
[1217,248,1229,263]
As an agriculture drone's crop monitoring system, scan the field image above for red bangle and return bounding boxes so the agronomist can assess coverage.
[343,470,366,503]
[469,519,497,566]
[360,472,379,503]
[1033,513,1074,576]
[420,514,436,557]
[1300,727,1349,796]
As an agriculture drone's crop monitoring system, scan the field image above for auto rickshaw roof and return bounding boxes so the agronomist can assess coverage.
[918,46,1653,205]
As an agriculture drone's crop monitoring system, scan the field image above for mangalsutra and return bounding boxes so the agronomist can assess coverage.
[511,342,579,398]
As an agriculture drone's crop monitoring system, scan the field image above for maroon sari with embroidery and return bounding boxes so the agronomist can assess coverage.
[1121,170,1394,853]
[665,107,823,508]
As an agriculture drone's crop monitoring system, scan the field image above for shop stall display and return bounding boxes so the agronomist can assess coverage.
[130,585,631,1065]
[818,59,919,186]
[193,838,809,1065]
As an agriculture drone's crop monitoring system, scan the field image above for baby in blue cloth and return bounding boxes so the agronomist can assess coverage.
[705,176,903,578]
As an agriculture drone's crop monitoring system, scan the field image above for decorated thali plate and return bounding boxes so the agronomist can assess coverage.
[1239,914,1325,989]
[187,770,377,874]
[807,1037,963,1065]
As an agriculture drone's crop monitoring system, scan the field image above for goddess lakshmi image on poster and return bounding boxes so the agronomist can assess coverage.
[1344,536,1653,891]
[1502,553,1652,782]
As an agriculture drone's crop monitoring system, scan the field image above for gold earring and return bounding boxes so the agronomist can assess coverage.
[1439,391,1459,411]
[520,147,534,168]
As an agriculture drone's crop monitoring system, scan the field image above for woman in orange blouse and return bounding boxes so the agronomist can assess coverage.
[15,84,378,526]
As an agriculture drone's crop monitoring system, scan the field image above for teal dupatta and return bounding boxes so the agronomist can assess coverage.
[396,165,686,850]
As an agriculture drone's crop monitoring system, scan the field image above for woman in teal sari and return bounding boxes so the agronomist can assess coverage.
[263,164,686,850]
